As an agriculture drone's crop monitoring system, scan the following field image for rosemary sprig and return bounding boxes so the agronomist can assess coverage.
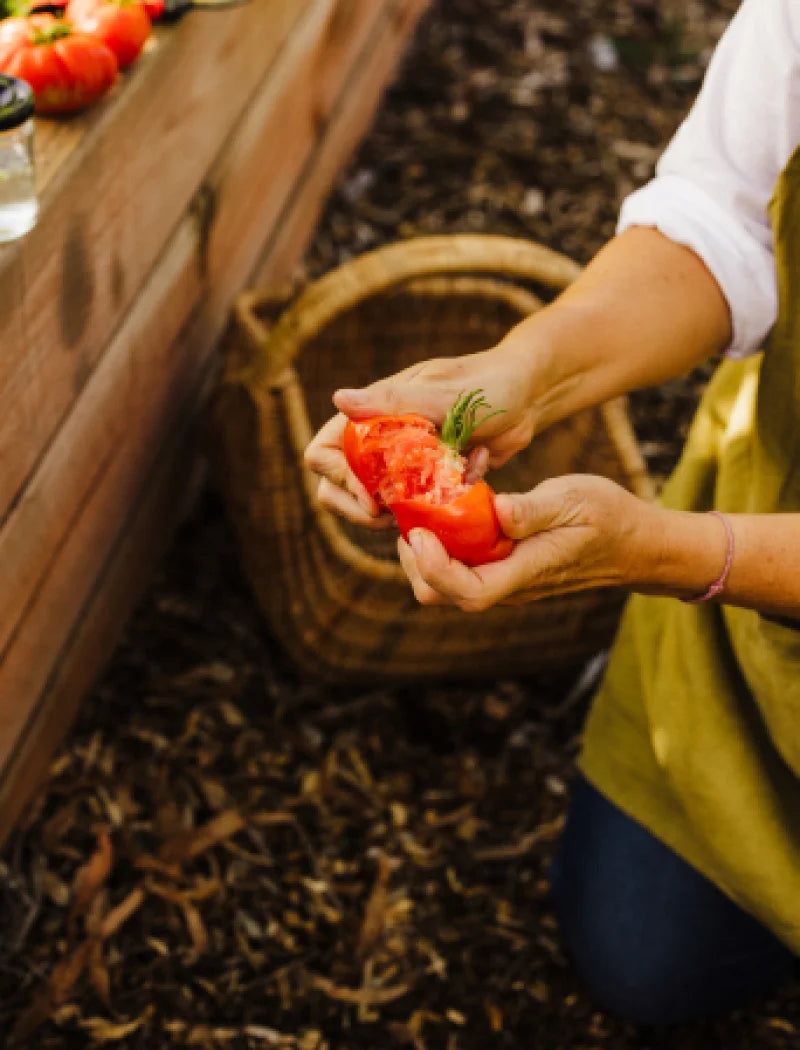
[440,389,505,454]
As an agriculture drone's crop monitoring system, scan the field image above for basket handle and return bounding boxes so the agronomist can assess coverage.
[245,234,582,386]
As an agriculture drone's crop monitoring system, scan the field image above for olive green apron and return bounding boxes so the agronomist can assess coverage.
[579,147,800,952]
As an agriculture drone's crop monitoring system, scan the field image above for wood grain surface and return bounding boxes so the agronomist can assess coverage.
[0,0,429,846]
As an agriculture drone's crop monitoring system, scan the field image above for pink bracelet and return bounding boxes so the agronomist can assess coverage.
[681,510,735,605]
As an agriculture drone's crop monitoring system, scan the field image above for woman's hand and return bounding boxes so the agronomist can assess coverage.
[304,227,733,531]
[397,474,665,611]
[304,343,539,526]
[304,411,391,528]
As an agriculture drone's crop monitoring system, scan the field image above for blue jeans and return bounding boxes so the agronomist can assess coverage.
[549,776,797,1026]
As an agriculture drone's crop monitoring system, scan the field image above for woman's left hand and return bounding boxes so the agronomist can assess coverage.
[398,474,663,611]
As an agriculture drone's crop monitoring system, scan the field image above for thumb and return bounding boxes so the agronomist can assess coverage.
[333,378,452,423]
[495,486,565,540]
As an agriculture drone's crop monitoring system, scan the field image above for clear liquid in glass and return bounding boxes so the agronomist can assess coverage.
[0,122,37,244]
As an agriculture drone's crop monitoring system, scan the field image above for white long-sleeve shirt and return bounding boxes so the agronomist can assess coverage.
[617,0,800,357]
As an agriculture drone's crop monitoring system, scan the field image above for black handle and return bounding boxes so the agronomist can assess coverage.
[27,1,67,13]
[190,0,251,7]
[156,0,192,19]
[27,0,250,20]
[160,0,250,18]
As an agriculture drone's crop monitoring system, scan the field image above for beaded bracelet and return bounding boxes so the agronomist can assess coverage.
[681,510,735,605]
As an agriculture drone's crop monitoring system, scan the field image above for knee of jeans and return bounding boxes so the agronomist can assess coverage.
[550,862,692,1026]
[554,902,691,1026]
[575,943,690,1025]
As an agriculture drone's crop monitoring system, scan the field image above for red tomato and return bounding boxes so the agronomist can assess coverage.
[343,394,514,567]
[0,15,118,114]
[66,0,151,69]
[391,480,514,567]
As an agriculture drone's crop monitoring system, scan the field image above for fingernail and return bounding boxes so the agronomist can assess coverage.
[336,388,364,404]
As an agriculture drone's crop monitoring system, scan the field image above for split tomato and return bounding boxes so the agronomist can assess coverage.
[0,14,118,114]
[343,391,514,567]
[66,0,151,69]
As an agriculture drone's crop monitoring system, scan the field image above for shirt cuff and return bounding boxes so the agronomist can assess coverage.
[616,174,778,358]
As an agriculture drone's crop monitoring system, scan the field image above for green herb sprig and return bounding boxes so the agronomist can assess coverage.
[440,389,504,454]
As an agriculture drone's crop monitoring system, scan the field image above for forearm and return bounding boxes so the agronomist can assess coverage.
[501,227,733,433]
[640,506,800,618]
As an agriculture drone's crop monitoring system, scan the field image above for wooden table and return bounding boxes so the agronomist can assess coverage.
[0,0,428,846]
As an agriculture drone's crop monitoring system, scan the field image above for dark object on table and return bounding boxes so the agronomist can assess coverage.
[149,0,250,22]
[27,0,249,21]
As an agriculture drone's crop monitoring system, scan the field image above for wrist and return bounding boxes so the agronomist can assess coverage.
[495,306,582,434]
[638,505,732,599]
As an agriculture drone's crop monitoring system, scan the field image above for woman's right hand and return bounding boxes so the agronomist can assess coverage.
[303,340,540,527]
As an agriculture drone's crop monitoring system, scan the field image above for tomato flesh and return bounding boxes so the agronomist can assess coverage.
[343,414,439,504]
[343,414,513,567]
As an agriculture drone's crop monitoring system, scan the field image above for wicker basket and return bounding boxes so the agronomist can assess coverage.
[210,234,653,683]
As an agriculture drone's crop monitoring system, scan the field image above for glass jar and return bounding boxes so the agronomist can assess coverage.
[0,75,36,244]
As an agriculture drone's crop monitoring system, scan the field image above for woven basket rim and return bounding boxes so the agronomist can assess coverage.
[241,234,582,386]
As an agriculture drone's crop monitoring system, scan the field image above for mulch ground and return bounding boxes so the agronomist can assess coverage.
[4,1,800,1047]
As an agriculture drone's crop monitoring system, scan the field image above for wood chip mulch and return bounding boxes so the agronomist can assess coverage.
[4,1,800,1047]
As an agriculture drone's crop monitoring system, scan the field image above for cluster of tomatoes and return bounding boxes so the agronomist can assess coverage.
[0,0,155,114]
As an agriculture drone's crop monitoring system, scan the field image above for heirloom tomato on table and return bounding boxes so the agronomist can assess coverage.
[66,0,151,69]
[0,14,118,114]
[343,390,514,567]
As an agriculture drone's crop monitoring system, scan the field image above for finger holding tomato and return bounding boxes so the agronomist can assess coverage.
[66,0,151,70]
[307,412,394,528]
[397,474,667,612]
